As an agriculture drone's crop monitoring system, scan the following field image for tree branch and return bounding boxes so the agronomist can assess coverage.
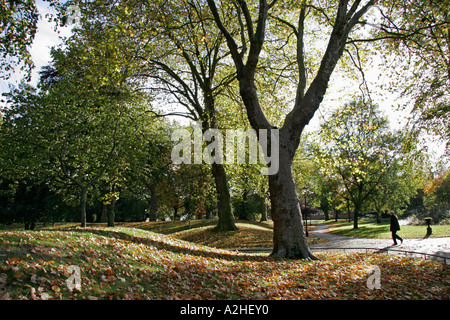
[236,0,254,42]
[206,0,244,73]
[295,2,307,105]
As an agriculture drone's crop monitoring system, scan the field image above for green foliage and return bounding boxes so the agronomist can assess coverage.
[0,179,74,228]
[0,0,39,79]
[311,99,424,227]
[0,28,159,226]
[425,170,450,207]
[232,193,262,221]
[373,0,450,157]
[422,170,450,223]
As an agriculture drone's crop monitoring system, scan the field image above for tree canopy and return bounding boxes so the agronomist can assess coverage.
[0,0,448,258]
[311,99,424,228]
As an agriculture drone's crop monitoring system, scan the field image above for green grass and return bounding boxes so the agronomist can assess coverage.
[1,226,448,300]
[328,220,450,239]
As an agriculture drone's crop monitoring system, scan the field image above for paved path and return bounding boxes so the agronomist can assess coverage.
[309,223,450,263]
[231,223,450,264]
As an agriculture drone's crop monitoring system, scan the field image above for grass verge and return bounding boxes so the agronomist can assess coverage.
[327,220,450,239]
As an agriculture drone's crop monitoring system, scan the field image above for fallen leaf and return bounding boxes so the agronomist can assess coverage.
[0,291,10,300]
[30,287,38,300]
[51,285,61,293]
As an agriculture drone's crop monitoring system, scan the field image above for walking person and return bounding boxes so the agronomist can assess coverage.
[389,211,403,245]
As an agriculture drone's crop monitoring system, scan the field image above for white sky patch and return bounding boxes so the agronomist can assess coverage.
[0,0,72,92]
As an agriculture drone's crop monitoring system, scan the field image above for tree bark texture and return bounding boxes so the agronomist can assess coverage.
[101,204,108,223]
[149,183,158,221]
[80,188,87,228]
[269,146,317,260]
[212,162,237,231]
[260,195,268,221]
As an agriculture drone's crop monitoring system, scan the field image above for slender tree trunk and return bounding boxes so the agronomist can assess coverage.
[149,183,158,221]
[173,206,178,220]
[323,210,330,221]
[80,188,88,228]
[202,87,237,231]
[212,163,237,231]
[107,198,115,227]
[101,204,108,223]
[107,185,116,227]
[269,147,317,260]
[354,202,360,229]
[321,196,330,221]
[260,195,268,221]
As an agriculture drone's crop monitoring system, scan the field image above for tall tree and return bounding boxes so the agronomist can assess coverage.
[423,169,450,221]
[206,0,376,259]
[67,0,238,230]
[1,35,152,227]
[313,99,421,228]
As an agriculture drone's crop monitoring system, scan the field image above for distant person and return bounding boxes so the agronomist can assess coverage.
[389,211,403,245]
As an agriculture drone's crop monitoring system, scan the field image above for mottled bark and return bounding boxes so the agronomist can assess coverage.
[212,163,237,231]
[269,146,317,260]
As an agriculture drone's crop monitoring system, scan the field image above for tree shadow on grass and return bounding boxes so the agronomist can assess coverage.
[333,224,390,239]
[175,225,274,249]
[72,228,274,262]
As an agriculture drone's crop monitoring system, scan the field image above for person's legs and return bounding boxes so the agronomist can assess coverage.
[392,231,398,245]
[397,233,403,244]
[392,231,403,245]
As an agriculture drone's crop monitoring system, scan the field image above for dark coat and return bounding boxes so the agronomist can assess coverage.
[390,214,400,232]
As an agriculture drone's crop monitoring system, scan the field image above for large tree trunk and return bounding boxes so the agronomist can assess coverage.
[269,147,317,260]
[212,163,237,231]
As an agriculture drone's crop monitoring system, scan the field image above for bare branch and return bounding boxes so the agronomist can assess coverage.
[296,3,307,105]
[236,0,255,41]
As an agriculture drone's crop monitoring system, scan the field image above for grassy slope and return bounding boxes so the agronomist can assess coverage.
[2,220,324,249]
[0,225,448,300]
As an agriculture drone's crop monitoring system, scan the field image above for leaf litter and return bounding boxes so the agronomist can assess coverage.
[0,227,448,300]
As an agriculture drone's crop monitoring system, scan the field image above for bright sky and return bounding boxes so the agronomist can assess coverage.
[0,0,71,92]
[1,1,446,169]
